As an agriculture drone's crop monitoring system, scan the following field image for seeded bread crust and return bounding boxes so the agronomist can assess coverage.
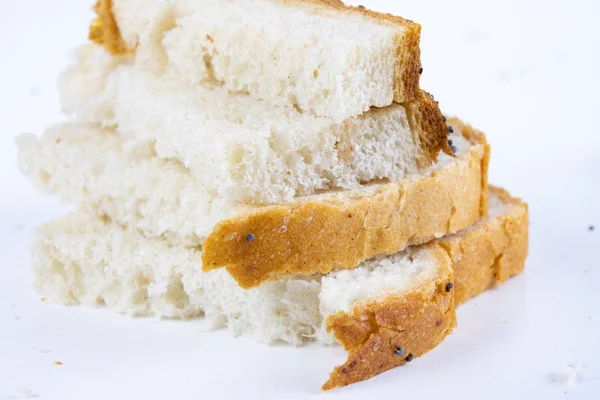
[201,119,489,288]
[439,186,528,305]
[322,187,528,390]
[88,0,422,103]
[323,245,455,390]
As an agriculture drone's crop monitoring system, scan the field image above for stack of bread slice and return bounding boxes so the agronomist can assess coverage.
[17,0,529,390]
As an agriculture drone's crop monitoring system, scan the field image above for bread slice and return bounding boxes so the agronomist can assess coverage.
[59,44,449,204]
[31,187,528,389]
[203,119,489,288]
[88,0,424,120]
[18,119,487,287]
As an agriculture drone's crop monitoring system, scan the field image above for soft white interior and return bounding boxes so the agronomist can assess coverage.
[487,190,513,217]
[60,44,420,205]
[17,122,470,246]
[17,123,242,246]
[319,250,441,319]
[108,0,402,121]
[32,209,441,346]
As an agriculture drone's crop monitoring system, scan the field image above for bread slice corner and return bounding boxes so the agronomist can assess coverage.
[322,244,455,390]
[88,0,423,104]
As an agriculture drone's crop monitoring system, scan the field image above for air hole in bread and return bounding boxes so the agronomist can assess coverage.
[165,275,190,310]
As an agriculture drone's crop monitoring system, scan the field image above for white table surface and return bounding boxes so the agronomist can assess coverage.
[1,0,599,399]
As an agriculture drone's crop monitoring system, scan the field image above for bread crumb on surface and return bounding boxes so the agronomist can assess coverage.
[8,386,39,400]
[54,361,63,366]
[552,362,583,386]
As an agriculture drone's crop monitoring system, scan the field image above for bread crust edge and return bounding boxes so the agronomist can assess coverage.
[323,245,455,390]
[405,90,453,167]
[202,120,490,288]
[88,0,422,102]
[322,187,528,390]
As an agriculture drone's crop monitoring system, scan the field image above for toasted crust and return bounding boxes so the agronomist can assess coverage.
[394,23,421,104]
[439,186,529,305]
[405,90,453,167]
[88,0,421,103]
[202,120,490,288]
[323,245,455,390]
[88,0,129,54]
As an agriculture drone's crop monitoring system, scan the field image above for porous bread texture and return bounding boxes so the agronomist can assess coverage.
[59,44,126,125]
[30,187,527,339]
[60,45,417,204]
[59,44,447,204]
[201,119,489,288]
[17,123,243,247]
[16,120,477,251]
[32,210,445,347]
[88,0,422,119]
[31,188,528,389]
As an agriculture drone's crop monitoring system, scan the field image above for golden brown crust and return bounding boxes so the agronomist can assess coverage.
[322,246,455,390]
[202,121,489,288]
[88,0,421,102]
[321,187,527,390]
[88,0,130,54]
[448,118,490,217]
[405,91,453,167]
[395,23,421,104]
[439,186,529,305]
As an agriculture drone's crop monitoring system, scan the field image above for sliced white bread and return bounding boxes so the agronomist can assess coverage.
[60,44,448,204]
[31,187,528,390]
[89,0,424,120]
[18,119,488,288]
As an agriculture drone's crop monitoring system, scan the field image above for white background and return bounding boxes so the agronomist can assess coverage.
[1,0,599,399]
